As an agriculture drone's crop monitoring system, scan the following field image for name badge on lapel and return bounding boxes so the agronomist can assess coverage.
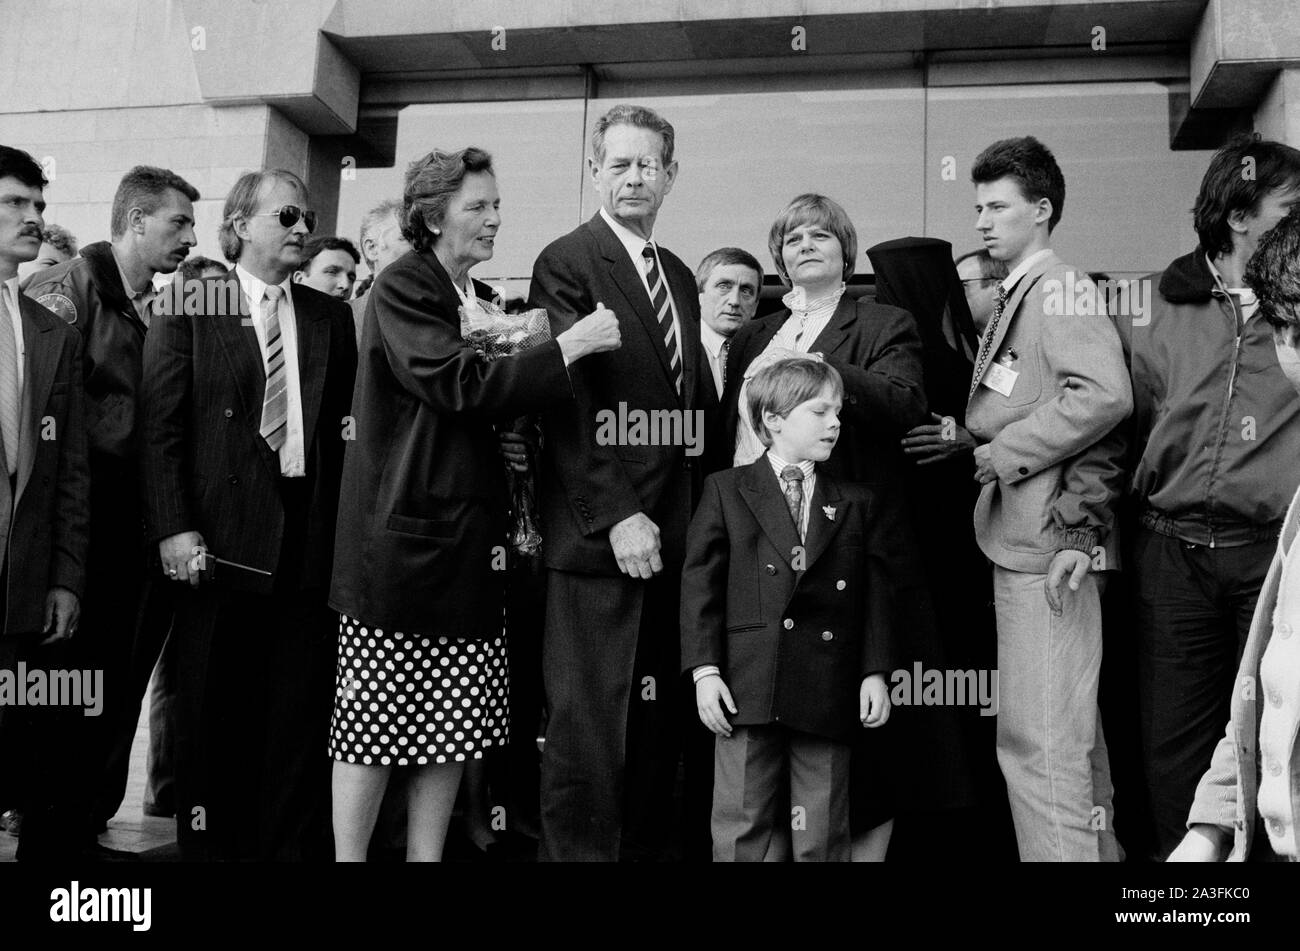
[982,349,1019,398]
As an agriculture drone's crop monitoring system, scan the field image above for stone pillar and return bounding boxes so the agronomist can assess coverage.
[1255,69,1300,147]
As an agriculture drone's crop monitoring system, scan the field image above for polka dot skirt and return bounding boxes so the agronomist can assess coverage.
[328,614,509,767]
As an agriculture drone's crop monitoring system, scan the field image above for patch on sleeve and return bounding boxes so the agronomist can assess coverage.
[35,293,78,325]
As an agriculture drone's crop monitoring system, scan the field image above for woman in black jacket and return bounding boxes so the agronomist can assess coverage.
[327,146,618,861]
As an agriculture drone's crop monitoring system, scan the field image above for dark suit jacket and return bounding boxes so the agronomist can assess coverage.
[529,212,712,574]
[680,459,895,743]
[140,273,357,595]
[1,294,89,636]
[715,296,927,485]
[329,249,571,634]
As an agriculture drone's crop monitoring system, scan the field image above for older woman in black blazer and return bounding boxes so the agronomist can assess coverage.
[328,146,618,861]
[717,194,927,861]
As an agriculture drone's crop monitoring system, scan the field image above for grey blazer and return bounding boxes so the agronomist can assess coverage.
[965,252,1132,574]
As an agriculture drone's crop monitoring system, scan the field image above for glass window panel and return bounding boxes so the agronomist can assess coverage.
[925,82,1214,279]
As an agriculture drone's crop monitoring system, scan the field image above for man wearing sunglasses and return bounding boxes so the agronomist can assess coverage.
[141,168,357,861]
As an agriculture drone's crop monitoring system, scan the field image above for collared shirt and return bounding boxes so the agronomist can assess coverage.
[1206,255,1260,326]
[699,320,730,398]
[235,265,305,477]
[1000,247,1054,298]
[1258,497,1300,857]
[767,450,817,540]
[1,277,26,394]
[113,248,158,327]
[598,206,684,369]
[732,283,846,466]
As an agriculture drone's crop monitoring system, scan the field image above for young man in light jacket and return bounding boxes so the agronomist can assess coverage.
[966,136,1132,862]
[1170,209,1300,863]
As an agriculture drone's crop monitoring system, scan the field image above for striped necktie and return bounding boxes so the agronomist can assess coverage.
[969,283,1009,399]
[0,293,19,477]
[720,337,730,389]
[641,243,682,395]
[258,285,289,452]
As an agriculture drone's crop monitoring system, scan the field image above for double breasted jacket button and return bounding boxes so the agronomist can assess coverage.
[227,474,240,485]
[1018,466,1029,476]
[821,630,833,641]
[782,618,793,630]
[224,408,234,419]
[765,564,777,575]
[836,579,846,590]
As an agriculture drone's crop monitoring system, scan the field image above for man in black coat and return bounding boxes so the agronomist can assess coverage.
[0,146,90,862]
[529,104,712,861]
[141,169,356,861]
[24,165,199,846]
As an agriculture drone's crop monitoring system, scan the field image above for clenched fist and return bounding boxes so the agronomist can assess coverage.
[557,302,621,364]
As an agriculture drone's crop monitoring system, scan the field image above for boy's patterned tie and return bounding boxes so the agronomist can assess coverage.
[258,285,289,452]
[969,282,1009,399]
[780,465,804,540]
[642,242,682,395]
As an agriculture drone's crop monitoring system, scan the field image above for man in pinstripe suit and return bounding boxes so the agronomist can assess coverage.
[141,169,356,861]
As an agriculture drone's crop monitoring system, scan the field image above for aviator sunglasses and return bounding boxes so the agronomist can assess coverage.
[253,204,317,232]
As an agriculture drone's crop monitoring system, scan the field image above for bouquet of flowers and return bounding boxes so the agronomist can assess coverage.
[459,292,550,557]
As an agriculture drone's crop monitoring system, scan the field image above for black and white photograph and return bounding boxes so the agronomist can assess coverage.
[0,0,1294,935]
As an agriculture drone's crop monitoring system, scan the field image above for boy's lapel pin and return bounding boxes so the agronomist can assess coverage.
[823,505,836,521]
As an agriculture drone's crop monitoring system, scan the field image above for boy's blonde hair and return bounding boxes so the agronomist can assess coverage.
[746,357,844,448]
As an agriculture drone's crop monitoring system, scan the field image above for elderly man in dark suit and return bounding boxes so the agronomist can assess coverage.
[0,145,90,861]
[141,169,357,861]
[530,104,712,861]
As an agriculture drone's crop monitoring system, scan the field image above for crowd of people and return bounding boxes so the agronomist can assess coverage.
[1,102,1299,863]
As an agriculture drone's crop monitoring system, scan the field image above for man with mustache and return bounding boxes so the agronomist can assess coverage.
[23,165,198,856]
[0,144,89,861]
[141,169,356,860]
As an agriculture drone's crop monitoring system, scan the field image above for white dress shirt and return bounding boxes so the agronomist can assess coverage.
[235,265,305,477]
[1000,247,1054,298]
[598,206,684,369]
[699,320,729,398]
[1,277,25,394]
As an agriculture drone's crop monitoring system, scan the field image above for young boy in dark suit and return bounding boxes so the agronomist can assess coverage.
[681,356,894,861]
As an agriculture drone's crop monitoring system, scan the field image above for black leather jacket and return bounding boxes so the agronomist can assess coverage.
[23,241,148,460]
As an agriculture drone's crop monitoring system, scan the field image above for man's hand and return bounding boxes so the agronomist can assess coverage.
[695,675,737,737]
[609,512,662,579]
[1045,549,1092,615]
[860,673,891,727]
[40,587,80,645]
[901,412,976,465]
[160,530,206,587]
[498,431,530,473]
[972,443,997,484]
[556,302,621,364]
[1167,825,1229,862]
